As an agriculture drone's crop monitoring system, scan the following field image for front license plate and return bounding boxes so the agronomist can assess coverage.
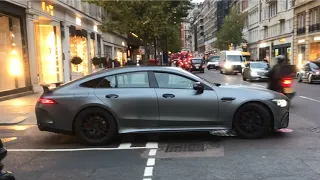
[283,88,293,93]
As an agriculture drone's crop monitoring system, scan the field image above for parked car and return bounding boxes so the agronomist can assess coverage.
[297,61,320,83]
[242,61,270,81]
[36,66,290,145]
[207,56,219,70]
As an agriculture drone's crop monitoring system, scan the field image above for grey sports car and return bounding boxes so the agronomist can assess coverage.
[36,66,290,145]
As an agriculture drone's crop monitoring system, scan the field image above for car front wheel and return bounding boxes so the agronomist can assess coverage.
[233,103,271,139]
[74,107,117,145]
[308,74,313,84]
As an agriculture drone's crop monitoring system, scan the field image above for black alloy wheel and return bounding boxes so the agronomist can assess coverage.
[233,103,271,139]
[75,107,117,145]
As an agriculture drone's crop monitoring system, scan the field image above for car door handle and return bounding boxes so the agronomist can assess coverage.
[162,94,175,98]
[221,97,236,101]
[105,94,119,99]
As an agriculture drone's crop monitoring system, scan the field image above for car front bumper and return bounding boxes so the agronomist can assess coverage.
[207,64,218,69]
[269,101,290,130]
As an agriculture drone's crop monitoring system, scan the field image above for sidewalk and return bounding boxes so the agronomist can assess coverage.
[0,93,41,125]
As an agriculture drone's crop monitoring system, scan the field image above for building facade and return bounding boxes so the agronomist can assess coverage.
[0,0,127,99]
[293,0,320,67]
[257,0,294,65]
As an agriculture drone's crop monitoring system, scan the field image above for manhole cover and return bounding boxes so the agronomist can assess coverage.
[165,143,204,152]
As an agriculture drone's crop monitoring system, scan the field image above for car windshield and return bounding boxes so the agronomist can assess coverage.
[250,63,270,69]
[226,55,243,62]
[209,57,219,62]
[310,62,320,69]
[192,59,203,63]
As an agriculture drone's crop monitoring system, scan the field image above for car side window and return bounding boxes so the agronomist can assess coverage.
[154,72,194,89]
[116,72,149,88]
[80,77,104,88]
[97,76,116,88]
[303,63,310,70]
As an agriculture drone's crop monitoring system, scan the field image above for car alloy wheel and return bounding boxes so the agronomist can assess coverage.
[233,103,271,139]
[75,107,117,145]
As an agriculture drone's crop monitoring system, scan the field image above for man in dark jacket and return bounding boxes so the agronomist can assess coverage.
[267,55,286,92]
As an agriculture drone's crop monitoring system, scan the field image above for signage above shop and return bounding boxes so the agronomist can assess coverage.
[279,38,286,42]
[41,1,54,16]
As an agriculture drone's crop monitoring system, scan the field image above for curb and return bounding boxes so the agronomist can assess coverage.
[0,116,27,126]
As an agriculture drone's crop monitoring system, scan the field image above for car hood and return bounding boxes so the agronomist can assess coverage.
[216,84,288,100]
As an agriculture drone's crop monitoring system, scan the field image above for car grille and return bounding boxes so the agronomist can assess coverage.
[232,65,242,71]
[257,72,267,76]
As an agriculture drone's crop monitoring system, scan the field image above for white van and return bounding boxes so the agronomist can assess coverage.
[219,51,245,74]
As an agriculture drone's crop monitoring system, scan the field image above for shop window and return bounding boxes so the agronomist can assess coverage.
[34,19,63,84]
[69,28,89,75]
[0,14,26,91]
[309,42,320,61]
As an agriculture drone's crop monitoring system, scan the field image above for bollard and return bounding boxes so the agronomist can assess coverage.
[0,139,15,180]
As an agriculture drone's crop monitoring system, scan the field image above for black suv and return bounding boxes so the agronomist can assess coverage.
[190,58,205,73]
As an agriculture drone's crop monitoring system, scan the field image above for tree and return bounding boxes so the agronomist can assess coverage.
[215,7,245,50]
[85,0,192,53]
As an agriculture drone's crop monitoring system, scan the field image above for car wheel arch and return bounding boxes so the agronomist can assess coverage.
[232,101,274,129]
[72,105,120,135]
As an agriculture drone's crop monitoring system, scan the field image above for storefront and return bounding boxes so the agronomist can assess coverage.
[258,42,271,63]
[102,31,128,66]
[272,43,292,64]
[309,41,320,61]
[34,17,63,84]
[0,2,31,97]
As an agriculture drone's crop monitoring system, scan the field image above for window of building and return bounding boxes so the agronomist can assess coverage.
[154,73,194,89]
[280,0,287,12]
[264,27,268,39]
[0,13,27,92]
[269,2,277,18]
[297,12,306,29]
[280,20,285,34]
[116,72,149,88]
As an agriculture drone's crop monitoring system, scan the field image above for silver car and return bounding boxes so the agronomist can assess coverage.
[242,61,270,81]
[36,66,290,145]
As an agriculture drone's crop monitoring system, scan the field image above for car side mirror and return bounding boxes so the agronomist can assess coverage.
[193,82,204,94]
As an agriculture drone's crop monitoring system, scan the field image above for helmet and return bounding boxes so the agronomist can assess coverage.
[276,55,286,64]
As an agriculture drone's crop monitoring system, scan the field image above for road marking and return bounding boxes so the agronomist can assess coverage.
[147,158,155,166]
[299,96,320,103]
[149,149,157,156]
[118,142,131,148]
[146,142,158,148]
[143,167,153,177]
[7,146,155,152]
[143,147,158,180]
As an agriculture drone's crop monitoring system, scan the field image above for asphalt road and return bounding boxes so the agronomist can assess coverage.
[2,68,320,180]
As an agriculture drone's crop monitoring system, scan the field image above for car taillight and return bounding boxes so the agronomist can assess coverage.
[282,78,292,87]
[38,98,57,104]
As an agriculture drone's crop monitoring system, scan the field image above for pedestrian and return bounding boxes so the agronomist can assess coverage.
[114,58,120,67]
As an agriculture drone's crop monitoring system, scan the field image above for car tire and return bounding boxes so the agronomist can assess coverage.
[74,107,118,145]
[220,69,223,74]
[297,74,302,82]
[233,103,271,139]
[242,76,246,81]
[308,74,313,84]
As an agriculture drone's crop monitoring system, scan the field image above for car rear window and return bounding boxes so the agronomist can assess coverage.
[80,77,104,88]
[192,59,202,63]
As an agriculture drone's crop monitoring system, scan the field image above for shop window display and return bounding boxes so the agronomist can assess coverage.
[0,14,26,91]
[309,42,320,61]
[70,30,88,76]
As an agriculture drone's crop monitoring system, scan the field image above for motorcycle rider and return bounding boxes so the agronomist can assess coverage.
[267,55,286,92]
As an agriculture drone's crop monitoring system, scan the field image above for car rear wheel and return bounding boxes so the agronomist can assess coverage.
[74,107,117,145]
[297,74,302,82]
[233,103,271,139]
[242,75,246,81]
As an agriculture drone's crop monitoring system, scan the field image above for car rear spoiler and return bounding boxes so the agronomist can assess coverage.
[40,82,63,93]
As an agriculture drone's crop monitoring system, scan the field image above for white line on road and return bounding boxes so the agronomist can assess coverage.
[142,148,158,180]
[143,167,153,177]
[146,142,158,148]
[118,142,132,148]
[7,146,155,152]
[147,158,155,166]
[148,149,157,156]
[299,96,320,103]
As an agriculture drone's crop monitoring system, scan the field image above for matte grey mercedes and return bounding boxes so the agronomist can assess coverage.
[36,66,290,145]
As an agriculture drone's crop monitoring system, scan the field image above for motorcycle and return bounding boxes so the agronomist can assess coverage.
[280,77,296,100]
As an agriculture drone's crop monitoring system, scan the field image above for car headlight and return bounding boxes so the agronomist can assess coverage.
[272,99,288,107]
[225,63,231,69]
[316,71,319,75]
[250,71,258,76]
